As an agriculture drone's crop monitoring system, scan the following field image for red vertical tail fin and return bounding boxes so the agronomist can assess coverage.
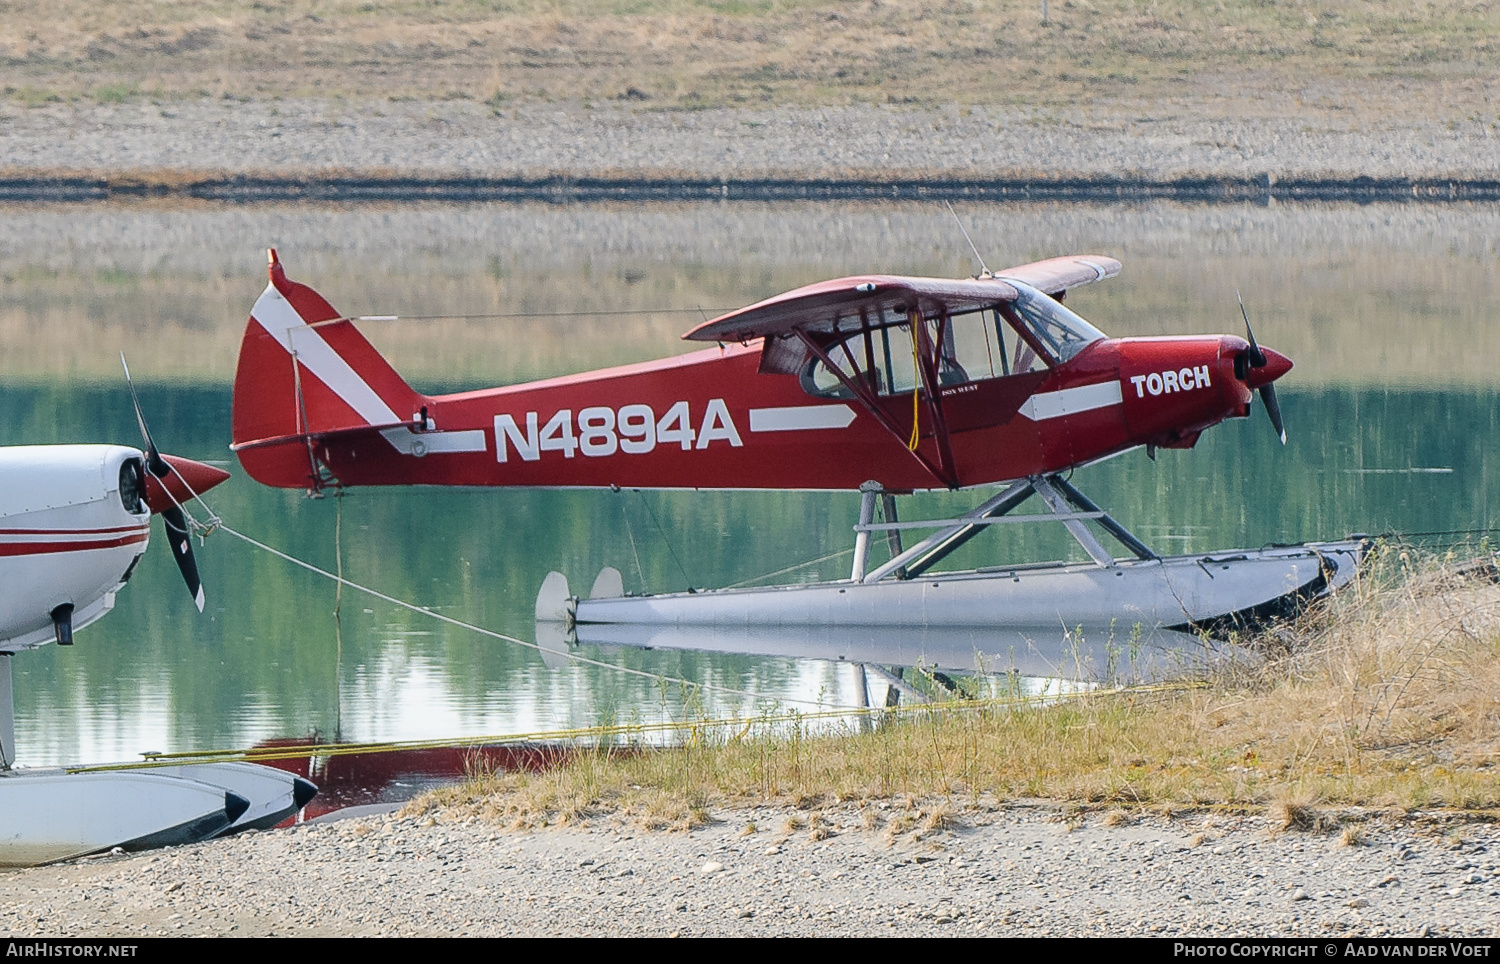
[231,249,427,489]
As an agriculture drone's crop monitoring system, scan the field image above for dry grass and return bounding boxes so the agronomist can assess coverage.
[1270,789,1326,833]
[408,546,1500,831]
[0,1,1494,118]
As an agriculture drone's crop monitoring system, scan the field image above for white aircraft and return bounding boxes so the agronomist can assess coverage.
[0,384,313,866]
[0,440,229,769]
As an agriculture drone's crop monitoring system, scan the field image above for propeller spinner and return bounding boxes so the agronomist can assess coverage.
[121,356,231,611]
[1235,293,1290,445]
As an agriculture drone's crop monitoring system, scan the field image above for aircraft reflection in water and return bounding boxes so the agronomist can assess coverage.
[538,620,1234,704]
[230,250,1363,684]
[252,742,566,820]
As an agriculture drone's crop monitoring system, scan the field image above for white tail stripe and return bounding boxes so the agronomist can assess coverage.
[1017,381,1123,422]
[748,405,857,432]
[251,283,401,430]
[379,428,488,456]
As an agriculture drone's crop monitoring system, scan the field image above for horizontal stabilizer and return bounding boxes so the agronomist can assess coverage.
[231,419,420,454]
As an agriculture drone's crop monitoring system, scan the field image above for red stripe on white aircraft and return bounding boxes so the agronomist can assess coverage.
[0,525,148,536]
[0,530,148,556]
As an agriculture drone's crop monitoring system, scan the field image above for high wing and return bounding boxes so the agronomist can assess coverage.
[681,255,1121,345]
[682,275,1019,344]
[992,254,1121,296]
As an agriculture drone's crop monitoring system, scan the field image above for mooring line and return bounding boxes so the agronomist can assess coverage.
[721,546,856,590]
[215,522,864,711]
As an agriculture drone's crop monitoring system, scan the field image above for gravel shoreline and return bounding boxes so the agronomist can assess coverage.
[2,100,1497,184]
[2,803,1498,937]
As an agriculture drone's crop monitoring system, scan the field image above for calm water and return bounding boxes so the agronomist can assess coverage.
[2,201,1497,767]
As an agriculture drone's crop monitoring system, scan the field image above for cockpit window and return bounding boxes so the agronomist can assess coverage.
[799,286,1105,399]
[1004,280,1106,364]
[802,322,919,399]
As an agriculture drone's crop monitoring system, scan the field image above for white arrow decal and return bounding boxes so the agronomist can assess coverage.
[1017,381,1123,422]
[748,405,858,432]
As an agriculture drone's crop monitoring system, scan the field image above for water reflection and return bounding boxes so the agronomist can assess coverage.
[1,201,1496,767]
[561,622,1223,684]
[7,380,1494,768]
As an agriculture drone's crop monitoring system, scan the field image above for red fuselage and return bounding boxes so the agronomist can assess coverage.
[230,255,1290,493]
[331,337,1262,491]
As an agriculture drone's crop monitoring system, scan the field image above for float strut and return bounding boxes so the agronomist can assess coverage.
[1050,475,1158,561]
[1033,476,1117,567]
[1,654,14,770]
[865,478,1035,583]
[850,481,883,582]
[852,662,871,732]
[881,494,905,578]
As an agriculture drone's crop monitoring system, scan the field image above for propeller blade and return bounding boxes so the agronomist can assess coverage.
[121,354,169,478]
[1260,384,1287,445]
[161,505,205,612]
[1235,290,1268,368]
[122,356,221,612]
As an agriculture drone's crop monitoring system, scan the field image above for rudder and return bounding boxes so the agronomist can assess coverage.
[231,249,426,489]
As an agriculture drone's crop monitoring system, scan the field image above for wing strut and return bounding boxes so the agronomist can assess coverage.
[909,310,957,483]
[793,320,962,489]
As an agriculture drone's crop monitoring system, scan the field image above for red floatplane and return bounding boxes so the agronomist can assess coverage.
[229,250,1363,639]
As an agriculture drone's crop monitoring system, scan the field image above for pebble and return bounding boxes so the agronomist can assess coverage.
[1,805,1497,937]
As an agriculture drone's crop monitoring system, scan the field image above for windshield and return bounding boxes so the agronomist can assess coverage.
[1004,280,1106,363]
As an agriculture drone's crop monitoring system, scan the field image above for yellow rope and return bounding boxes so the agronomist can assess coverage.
[908,322,922,451]
[69,680,1203,773]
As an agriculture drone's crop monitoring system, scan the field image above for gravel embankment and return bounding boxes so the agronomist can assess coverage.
[2,804,1497,937]
[1,100,1496,182]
